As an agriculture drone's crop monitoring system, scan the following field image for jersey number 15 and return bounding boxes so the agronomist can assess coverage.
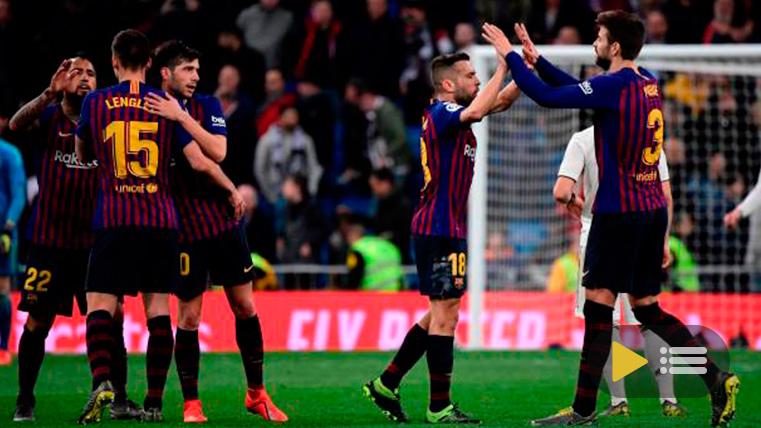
[105,120,159,179]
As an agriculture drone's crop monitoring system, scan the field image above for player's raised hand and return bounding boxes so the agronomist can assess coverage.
[482,23,513,59]
[48,59,74,94]
[228,188,246,220]
[515,23,539,68]
[724,208,742,230]
[145,92,184,121]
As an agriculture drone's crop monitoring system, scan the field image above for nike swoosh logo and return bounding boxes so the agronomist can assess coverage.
[244,265,254,273]
[582,270,590,278]
[58,131,73,138]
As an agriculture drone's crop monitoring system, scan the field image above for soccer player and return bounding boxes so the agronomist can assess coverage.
[8,55,141,422]
[363,44,521,423]
[555,126,687,417]
[74,30,244,424]
[145,40,287,423]
[482,13,739,426]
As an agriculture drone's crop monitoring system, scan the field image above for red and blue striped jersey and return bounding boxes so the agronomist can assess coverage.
[506,52,668,214]
[411,100,476,239]
[27,104,98,249]
[76,80,183,230]
[172,94,237,243]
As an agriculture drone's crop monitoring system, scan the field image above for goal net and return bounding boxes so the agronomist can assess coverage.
[467,44,761,348]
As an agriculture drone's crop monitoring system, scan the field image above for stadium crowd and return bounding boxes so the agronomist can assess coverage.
[0,0,760,290]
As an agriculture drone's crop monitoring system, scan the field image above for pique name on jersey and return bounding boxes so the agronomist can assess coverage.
[54,150,98,169]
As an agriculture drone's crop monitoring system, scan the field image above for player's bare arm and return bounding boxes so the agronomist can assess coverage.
[662,180,674,268]
[490,81,520,113]
[553,176,583,218]
[146,92,227,162]
[9,59,75,131]
[456,23,508,123]
[182,142,244,219]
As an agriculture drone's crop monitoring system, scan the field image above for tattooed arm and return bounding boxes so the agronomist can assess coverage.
[9,59,73,131]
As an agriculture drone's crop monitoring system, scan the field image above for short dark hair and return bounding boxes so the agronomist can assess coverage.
[370,168,394,184]
[153,40,201,71]
[596,10,645,60]
[111,29,151,70]
[431,52,470,90]
[72,51,95,65]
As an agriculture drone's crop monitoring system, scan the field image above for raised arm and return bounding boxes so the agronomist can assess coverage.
[460,48,507,123]
[490,81,521,113]
[146,93,227,162]
[10,59,74,131]
[514,23,580,87]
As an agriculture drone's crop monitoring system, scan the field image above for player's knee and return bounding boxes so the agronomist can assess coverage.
[430,313,459,333]
[25,316,53,335]
[178,303,202,330]
[230,298,255,319]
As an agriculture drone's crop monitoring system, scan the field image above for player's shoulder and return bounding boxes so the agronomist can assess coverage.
[429,100,464,114]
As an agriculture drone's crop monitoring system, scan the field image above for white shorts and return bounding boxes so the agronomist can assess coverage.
[576,243,639,325]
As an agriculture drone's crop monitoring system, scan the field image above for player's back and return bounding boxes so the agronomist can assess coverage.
[411,100,476,239]
[593,67,667,214]
[78,80,177,230]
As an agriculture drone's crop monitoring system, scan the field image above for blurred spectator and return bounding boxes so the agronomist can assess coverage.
[645,9,669,44]
[703,0,754,43]
[348,0,405,98]
[553,25,582,44]
[369,168,412,262]
[399,0,439,124]
[204,27,266,102]
[527,0,595,44]
[359,85,411,181]
[339,79,370,190]
[256,68,297,137]
[238,184,276,263]
[237,0,293,68]
[667,212,701,291]
[151,0,207,50]
[453,22,478,52]
[255,105,323,204]
[340,214,404,291]
[663,0,713,44]
[295,80,337,177]
[288,0,346,89]
[545,233,579,293]
[0,0,19,112]
[215,64,257,185]
[276,175,325,289]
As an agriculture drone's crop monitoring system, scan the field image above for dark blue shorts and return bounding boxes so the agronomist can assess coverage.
[176,224,254,302]
[17,245,88,317]
[86,228,179,297]
[582,208,667,297]
[413,235,467,299]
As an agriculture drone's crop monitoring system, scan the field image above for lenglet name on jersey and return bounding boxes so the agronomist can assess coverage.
[105,96,150,112]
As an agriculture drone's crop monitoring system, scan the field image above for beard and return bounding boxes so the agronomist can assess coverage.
[595,55,611,71]
[66,92,86,109]
[454,88,476,107]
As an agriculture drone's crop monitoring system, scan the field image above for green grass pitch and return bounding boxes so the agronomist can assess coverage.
[1,351,759,427]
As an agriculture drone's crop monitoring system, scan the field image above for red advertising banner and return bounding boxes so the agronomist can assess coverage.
[7,291,761,352]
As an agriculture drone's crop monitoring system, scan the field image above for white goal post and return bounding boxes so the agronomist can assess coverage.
[467,44,761,349]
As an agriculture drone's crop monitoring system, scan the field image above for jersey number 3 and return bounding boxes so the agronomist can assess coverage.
[105,120,159,179]
[642,108,664,166]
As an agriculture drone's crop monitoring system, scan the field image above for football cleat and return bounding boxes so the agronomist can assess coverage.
[530,407,596,426]
[426,404,481,424]
[245,388,288,422]
[710,372,740,427]
[362,378,409,422]
[599,401,629,417]
[183,399,208,423]
[110,399,143,420]
[77,381,114,425]
[661,400,687,417]
[13,403,35,422]
[141,407,164,423]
